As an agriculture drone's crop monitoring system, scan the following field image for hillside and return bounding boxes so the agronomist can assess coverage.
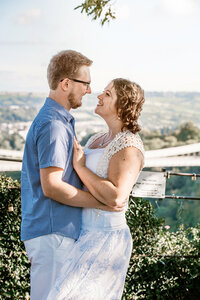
[141,91,200,130]
[0,91,200,130]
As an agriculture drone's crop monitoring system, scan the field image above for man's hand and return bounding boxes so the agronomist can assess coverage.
[98,197,127,212]
[99,205,125,212]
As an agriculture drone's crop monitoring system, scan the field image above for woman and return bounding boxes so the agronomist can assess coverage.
[47,78,145,300]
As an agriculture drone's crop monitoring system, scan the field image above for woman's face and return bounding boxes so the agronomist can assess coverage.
[95,81,118,118]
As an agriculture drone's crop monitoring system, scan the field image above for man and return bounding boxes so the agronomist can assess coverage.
[21,50,114,300]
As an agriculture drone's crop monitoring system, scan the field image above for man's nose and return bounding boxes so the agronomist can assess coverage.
[87,86,92,94]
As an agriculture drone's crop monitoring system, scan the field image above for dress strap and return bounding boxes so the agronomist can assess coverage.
[84,131,105,148]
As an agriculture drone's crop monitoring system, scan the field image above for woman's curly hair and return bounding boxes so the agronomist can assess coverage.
[113,78,145,134]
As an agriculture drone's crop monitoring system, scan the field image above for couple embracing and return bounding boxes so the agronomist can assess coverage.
[21,50,145,300]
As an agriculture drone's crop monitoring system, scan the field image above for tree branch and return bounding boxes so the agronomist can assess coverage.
[74,0,116,26]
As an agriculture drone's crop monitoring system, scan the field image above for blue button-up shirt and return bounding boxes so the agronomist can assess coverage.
[21,97,82,241]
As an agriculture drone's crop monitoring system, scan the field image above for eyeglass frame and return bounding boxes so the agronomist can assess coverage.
[60,78,91,89]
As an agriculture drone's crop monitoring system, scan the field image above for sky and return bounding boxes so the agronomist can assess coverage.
[0,0,200,93]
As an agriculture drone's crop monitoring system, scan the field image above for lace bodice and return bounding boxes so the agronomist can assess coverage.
[82,147,127,230]
[85,130,145,178]
[82,130,144,230]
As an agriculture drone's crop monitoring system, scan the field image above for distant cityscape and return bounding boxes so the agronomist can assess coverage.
[0,91,200,144]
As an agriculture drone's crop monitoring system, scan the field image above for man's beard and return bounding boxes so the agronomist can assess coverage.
[68,92,82,109]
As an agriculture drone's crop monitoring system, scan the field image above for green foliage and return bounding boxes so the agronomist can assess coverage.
[0,171,21,181]
[0,176,30,299]
[150,166,200,232]
[0,93,43,123]
[0,131,24,150]
[141,92,200,132]
[74,0,115,25]
[176,122,200,142]
[141,122,200,150]
[0,93,44,107]
[1,176,199,299]
[0,106,37,123]
[123,197,200,300]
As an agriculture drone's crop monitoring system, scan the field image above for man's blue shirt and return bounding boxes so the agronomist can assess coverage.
[21,97,82,241]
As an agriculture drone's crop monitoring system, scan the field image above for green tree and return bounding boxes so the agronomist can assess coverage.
[10,133,25,150]
[176,122,200,142]
[144,137,166,150]
[0,131,24,151]
[164,135,178,147]
[140,122,200,150]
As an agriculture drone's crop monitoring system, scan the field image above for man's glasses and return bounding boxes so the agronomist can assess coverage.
[60,78,90,89]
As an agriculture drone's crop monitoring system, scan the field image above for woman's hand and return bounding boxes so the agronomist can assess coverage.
[73,137,85,172]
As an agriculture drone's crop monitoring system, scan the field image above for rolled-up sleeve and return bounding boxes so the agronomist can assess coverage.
[37,120,69,169]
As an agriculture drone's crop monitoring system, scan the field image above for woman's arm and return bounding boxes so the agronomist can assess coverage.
[40,167,123,211]
[73,139,144,208]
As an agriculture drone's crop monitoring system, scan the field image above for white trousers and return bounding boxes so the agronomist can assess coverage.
[24,233,75,300]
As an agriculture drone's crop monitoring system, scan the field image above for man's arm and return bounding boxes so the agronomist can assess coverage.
[40,166,124,211]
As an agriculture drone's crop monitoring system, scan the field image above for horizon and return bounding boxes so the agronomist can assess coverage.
[1,90,200,96]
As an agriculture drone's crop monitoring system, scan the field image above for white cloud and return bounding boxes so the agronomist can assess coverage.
[14,8,41,25]
[160,0,199,16]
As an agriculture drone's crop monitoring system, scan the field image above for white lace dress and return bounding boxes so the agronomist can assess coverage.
[47,130,144,300]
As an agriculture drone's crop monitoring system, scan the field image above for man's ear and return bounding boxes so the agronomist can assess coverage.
[60,78,70,91]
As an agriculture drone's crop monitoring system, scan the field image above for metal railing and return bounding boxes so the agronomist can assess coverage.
[161,168,200,201]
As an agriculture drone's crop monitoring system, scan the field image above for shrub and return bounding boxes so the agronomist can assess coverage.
[0,176,199,299]
[123,196,200,300]
[0,176,30,299]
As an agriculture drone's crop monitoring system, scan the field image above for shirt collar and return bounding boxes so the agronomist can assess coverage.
[45,97,74,123]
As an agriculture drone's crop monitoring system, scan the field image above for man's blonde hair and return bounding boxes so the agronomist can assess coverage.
[47,50,93,90]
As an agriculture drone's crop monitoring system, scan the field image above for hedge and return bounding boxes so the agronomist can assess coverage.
[0,176,30,299]
[124,197,200,299]
[0,175,199,299]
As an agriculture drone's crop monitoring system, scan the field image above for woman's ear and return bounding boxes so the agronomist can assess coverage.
[117,108,122,119]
